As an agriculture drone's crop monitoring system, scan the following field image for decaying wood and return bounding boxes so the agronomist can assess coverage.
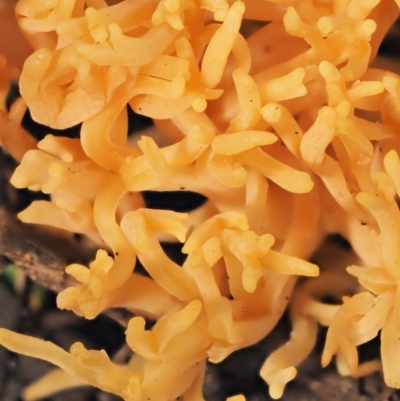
[0,149,97,292]
[0,205,96,292]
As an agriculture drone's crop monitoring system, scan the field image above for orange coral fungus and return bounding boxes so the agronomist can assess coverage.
[1,0,400,400]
